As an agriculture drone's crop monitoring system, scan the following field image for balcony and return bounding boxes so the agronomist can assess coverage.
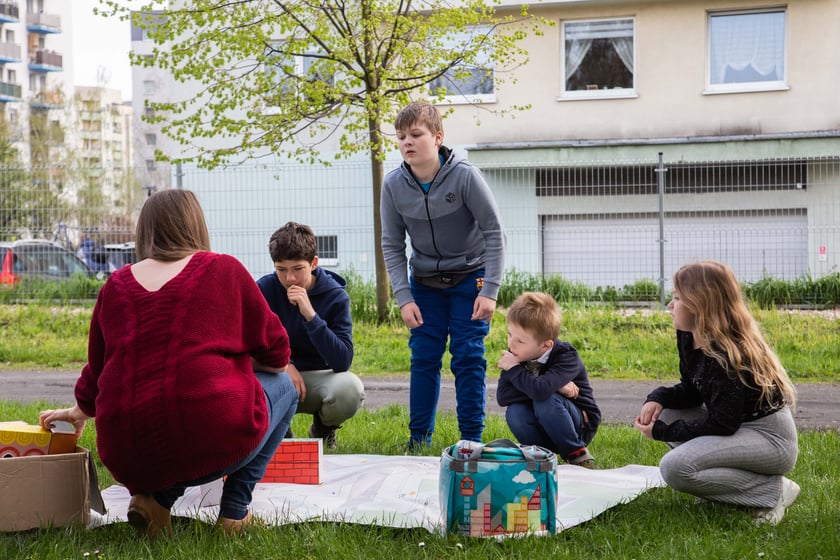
[0,81,22,102]
[26,11,60,34]
[30,89,63,109]
[0,41,22,63]
[0,2,20,23]
[28,49,62,72]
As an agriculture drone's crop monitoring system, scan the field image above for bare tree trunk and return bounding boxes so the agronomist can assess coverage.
[368,112,391,323]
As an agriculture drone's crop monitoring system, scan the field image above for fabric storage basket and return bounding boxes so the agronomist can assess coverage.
[439,438,558,537]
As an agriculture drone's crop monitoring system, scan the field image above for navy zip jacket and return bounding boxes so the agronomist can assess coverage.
[496,340,602,430]
[256,267,353,372]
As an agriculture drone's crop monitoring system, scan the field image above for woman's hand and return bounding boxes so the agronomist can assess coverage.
[39,405,90,439]
[634,416,655,440]
[634,401,663,440]
[637,401,663,425]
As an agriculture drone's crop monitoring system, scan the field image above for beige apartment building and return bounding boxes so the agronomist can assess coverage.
[436,0,840,286]
[131,0,840,287]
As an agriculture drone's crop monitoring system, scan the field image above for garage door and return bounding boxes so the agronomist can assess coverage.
[543,210,808,288]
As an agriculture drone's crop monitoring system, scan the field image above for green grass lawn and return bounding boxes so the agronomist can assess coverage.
[1,303,838,558]
[1,401,838,560]
[3,303,840,383]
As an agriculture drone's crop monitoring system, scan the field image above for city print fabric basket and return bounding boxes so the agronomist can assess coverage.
[439,438,558,537]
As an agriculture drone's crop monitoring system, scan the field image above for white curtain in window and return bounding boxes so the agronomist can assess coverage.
[709,11,785,84]
[565,19,633,80]
[565,38,592,80]
[611,37,634,73]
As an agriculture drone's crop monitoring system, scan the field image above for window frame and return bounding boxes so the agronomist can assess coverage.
[316,234,338,267]
[559,16,637,101]
[705,7,788,95]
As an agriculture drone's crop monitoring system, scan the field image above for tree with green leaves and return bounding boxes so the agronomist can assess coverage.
[104,0,546,320]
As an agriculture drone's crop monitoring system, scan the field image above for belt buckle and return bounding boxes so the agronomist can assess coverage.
[440,273,453,285]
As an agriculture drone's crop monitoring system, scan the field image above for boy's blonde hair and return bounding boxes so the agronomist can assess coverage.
[394,101,443,135]
[507,292,562,343]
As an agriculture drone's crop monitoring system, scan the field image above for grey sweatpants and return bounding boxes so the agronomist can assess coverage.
[294,369,365,427]
[658,406,798,508]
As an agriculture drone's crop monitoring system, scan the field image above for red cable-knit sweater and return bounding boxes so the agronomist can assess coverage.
[74,252,290,495]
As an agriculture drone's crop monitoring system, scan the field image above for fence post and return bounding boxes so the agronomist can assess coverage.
[655,152,667,308]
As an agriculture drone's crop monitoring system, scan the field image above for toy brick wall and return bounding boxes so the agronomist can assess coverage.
[260,438,322,484]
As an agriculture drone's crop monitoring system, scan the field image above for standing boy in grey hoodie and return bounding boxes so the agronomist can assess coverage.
[380,101,506,450]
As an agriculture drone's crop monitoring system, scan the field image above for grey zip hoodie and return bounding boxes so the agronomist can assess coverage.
[380,146,506,308]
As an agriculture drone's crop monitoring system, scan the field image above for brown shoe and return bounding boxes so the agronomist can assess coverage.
[219,509,262,535]
[127,494,172,538]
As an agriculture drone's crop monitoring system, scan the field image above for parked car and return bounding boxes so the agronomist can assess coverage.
[102,242,138,271]
[0,240,94,285]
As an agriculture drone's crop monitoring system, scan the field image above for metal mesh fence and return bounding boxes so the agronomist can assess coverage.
[2,154,839,294]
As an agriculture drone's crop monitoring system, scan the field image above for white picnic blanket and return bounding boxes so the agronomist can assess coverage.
[91,454,665,534]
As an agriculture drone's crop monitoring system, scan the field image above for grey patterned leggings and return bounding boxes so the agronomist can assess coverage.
[657,406,798,508]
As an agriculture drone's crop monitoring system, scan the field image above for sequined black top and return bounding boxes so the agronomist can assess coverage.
[645,330,786,442]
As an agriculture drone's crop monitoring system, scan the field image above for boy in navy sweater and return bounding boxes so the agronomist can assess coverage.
[496,292,600,467]
[257,222,364,448]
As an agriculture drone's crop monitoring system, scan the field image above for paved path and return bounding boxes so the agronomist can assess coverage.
[2,369,837,430]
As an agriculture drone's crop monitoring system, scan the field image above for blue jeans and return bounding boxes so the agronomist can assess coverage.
[505,394,589,460]
[153,371,298,519]
[408,270,489,444]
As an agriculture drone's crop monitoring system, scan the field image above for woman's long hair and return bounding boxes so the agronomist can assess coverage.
[673,260,796,407]
[135,189,211,261]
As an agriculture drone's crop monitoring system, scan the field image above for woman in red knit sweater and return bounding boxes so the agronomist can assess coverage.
[40,190,297,537]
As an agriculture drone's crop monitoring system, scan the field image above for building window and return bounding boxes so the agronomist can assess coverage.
[145,159,156,171]
[145,133,156,145]
[143,80,156,95]
[561,18,635,99]
[707,8,786,93]
[264,48,335,107]
[316,235,338,266]
[428,26,495,104]
[144,106,155,118]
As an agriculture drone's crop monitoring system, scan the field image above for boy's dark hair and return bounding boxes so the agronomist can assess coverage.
[394,101,443,135]
[269,222,317,262]
[506,292,562,343]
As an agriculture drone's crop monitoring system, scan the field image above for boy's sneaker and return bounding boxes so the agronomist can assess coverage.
[309,414,338,449]
[566,447,595,468]
[403,438,431,454]
[753,477,800,526]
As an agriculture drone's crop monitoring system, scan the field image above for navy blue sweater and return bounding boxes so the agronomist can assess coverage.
[496,340,601,430]
[256,267,353,372]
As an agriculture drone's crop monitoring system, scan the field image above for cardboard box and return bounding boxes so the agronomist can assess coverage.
[0,421,77,458]
[260,438,322,484]
[0,446,105,532]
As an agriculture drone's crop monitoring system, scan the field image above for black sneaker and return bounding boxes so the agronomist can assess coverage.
[402,438,431,454]
[309,414,338,449]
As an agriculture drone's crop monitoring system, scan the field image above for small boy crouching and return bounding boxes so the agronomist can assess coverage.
[496,292,601,468]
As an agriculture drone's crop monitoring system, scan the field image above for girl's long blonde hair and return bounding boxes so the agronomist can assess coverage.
[674,260,796,407]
